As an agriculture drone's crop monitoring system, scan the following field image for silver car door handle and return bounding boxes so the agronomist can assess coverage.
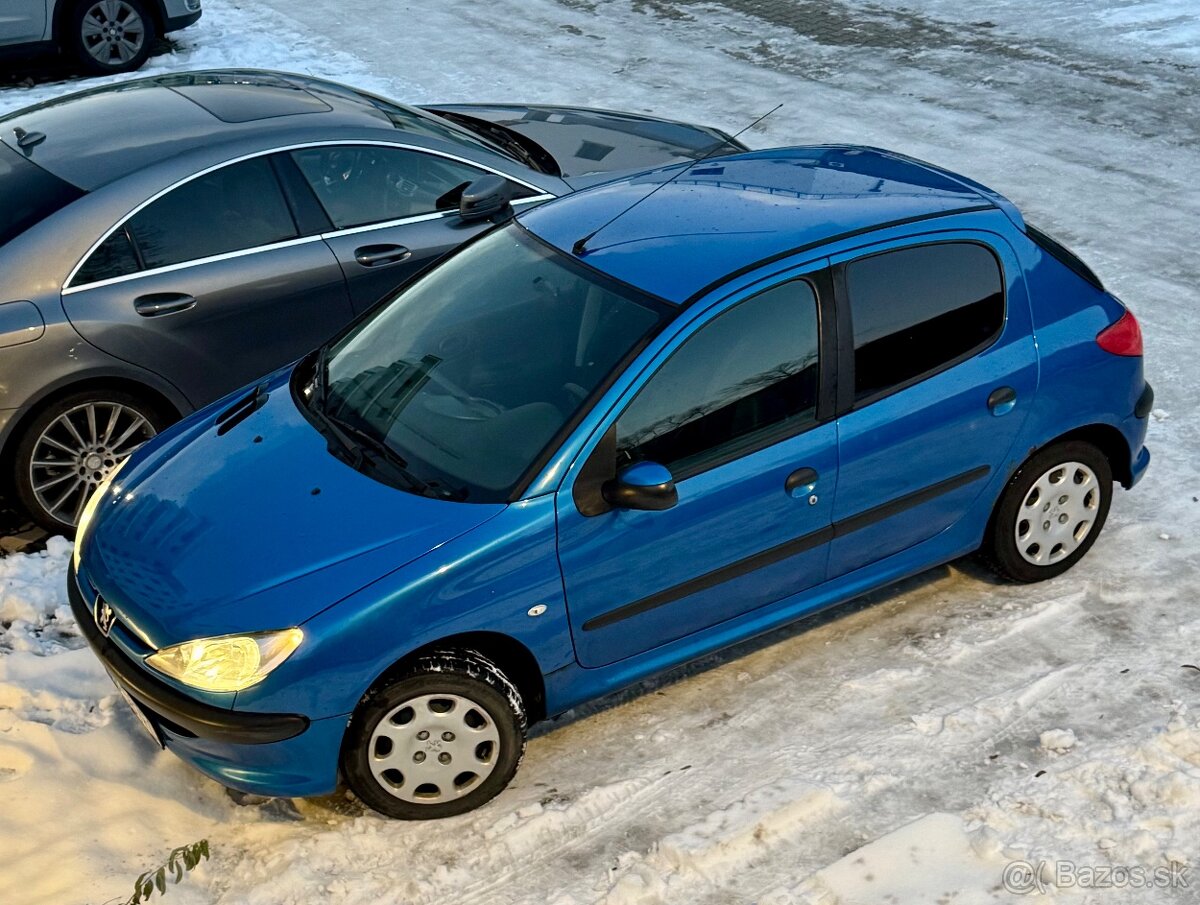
[133,293,196,317]
[354,244,411,267]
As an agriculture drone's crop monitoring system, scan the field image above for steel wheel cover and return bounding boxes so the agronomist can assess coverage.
[1014,460,1100,566]
[29,401,156,526]
[367,693,502,805]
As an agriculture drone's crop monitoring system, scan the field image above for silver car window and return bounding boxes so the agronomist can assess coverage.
[73,156,297,285]
[291,145,518,229]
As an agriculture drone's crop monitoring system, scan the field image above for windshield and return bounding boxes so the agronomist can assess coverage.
[0,142,84,248]
[309,224,670,502]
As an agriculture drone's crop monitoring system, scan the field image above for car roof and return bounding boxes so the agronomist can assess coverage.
[519,146,1013,304]
[0,70,501,191]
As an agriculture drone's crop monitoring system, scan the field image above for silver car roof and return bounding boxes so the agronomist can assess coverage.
[0,70,511,191]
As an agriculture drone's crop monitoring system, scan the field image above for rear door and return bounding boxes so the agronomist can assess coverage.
[827,234,1038,577]
[286,143,551,313]
[0,0,47,43]
[61,154,353,407]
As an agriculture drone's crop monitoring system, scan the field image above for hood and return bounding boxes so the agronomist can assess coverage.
[423,103,745,183]
[80,368,505,648]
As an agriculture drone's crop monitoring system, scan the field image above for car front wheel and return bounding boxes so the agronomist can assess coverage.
[342,650,527,819]
[70,0,157,74]
[12,389,168,536]
[982,440,1114,583]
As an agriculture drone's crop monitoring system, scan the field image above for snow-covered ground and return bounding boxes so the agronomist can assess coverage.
[2,1,1199,903]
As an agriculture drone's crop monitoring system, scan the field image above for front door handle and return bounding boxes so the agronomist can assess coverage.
[988,386,1017,416]
[354,244,411,267]
[785,466,819,498]
[133,293,196,317]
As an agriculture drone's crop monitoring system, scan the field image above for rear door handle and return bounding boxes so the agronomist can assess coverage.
[133,293,196,317]
[785,467,819,498]
[988,386,1017,416]
[354,244,411,267]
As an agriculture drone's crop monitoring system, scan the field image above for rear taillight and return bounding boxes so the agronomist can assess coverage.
[1096,309,1143,357]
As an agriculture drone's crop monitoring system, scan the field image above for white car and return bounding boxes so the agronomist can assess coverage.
[0,0,201,74]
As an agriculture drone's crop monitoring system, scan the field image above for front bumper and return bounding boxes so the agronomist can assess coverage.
[70,564,344,797]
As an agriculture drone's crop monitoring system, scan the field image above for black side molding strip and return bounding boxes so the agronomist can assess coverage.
[583,526,835,632]
[68,565,309,745]
[582,464,991,632]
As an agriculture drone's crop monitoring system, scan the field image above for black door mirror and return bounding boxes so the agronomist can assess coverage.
[459,175,513,222]
[602,461,678,511]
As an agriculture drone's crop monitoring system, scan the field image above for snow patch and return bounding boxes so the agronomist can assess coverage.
[797,813,1008,905]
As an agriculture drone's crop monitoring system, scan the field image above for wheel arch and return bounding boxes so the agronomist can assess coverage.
[363,632,548,725]
[1,375,183,479]
[52,0,166,42]
[1034,422,1133,488]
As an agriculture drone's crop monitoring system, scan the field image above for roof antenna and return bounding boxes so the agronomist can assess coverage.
[572,103,782,257]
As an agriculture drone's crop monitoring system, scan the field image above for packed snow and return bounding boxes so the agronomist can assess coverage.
[2,1,1199,903]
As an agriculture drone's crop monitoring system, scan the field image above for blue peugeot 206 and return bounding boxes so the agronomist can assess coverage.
[71,146,1151,819]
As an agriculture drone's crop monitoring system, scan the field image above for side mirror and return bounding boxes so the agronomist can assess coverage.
[459,174,513,222]
[602,461,678,511]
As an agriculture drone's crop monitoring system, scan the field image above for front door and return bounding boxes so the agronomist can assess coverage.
[61,155,354,406]
[0,0,46,43]
[557,270,839,667]
[827,235,1038,577]
[285,144,547,313]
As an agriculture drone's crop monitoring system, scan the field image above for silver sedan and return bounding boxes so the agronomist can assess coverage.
[0,69,743,533]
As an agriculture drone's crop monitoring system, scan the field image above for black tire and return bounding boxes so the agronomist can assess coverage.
[12,388,172,537]
[68,0,157,75]
[342,650,527,820]
[981,440,1113,583]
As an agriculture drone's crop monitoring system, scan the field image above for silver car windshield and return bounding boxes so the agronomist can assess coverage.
[310,223,670,502]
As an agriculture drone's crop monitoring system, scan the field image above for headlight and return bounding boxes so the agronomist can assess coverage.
[73,457,130,570]
[145,629,304,693]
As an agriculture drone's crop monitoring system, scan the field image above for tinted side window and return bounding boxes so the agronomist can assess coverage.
[616,280,820,477]
[75,227,141,285]
[127,157,298,270]
[291,146,491,229]
[847,243,1004,401]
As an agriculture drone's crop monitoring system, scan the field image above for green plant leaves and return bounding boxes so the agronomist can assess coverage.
[123,840,210,904]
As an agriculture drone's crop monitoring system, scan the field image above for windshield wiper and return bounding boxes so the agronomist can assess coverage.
[430,110,560,176]
[321,411,441,498]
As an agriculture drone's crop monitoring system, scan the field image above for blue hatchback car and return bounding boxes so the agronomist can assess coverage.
[71,146,1151,819]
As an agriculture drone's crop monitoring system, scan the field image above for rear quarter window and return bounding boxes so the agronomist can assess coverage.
[0,142,84,249]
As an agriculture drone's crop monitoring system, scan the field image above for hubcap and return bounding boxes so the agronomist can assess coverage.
[1014,461,1100,566]
[367,693,501,805]
[81,0,145,65]
[29,402,156,527]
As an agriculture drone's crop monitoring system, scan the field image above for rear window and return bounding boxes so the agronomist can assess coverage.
[0,142,84,248]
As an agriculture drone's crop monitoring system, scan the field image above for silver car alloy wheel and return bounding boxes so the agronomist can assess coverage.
[29,401,156,526]
[1014,460,1100,566]
[368,693,502,805]
[80,0,146,65]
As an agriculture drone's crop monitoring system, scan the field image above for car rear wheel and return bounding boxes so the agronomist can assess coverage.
[69,0,156,74]
[13,389,169,536]
[982,440,1113,583]
[342,650,527,819]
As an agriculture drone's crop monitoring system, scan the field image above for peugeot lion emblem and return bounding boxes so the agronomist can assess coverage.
[96,599,116,637]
